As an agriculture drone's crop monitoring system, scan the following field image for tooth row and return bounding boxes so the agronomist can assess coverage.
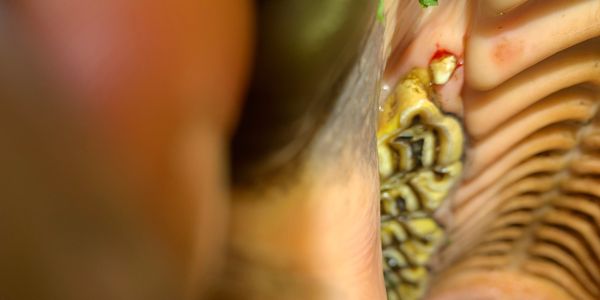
[381,163,463,214]
[378,68,464,300]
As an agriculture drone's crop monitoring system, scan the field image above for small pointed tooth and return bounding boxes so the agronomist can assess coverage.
[429,54,458,85]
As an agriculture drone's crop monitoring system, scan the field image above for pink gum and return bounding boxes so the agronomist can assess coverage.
[382,0,469,116]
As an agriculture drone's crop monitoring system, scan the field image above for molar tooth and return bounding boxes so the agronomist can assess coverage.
[397,98,443,130]
[400,266,427,283]
[405,217,442,239]
[433,117,464,166]
[384,248,409,269]
[399,282,425,300]
[382,220,409,245]
[410,163,462,211]
[390,138,417,172]
[401,240,433,266]
[384,270,402,288]
[429,54,458,85]
[382,184,420,213]
[378,145,396,178]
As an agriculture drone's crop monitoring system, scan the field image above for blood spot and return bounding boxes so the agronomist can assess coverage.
[430,47,463,68]
[493,37,523,65]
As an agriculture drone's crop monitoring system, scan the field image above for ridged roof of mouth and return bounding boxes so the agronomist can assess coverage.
[418,1,600,300]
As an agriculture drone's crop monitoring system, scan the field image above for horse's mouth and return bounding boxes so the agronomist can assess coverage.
[381,1,600,299]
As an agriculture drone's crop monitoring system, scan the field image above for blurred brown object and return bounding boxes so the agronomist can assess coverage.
[0,0,253,299]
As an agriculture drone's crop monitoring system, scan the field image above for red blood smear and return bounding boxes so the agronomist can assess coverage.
[430,48,464,67]
[431,49,453,61]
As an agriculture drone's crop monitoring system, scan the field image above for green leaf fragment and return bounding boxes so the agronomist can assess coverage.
[419,0,438,7]
[377,0,385,23]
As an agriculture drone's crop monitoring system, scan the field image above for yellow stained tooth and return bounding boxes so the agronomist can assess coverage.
[405,218,441,238]
[384,267,402,284]
[434,117,464,166]
[419,130,436,168]
[399,280,426,300]
[388,291,400,300]
[401,266,427,283]
[378,145,396,179]
[400,240,433,266]
[378,69,434,139]
[410,175,448,211]
[383,248,409,269]
[396,278,427,299]
[378,67,465,300]
[390,137,416,172]
[410,163,463,211]
[382,220,408,245]
[397,99,442,132]
[429,54,458,85]
[381,193,398,216]
[381,184,420,213]
[390,125,436,169]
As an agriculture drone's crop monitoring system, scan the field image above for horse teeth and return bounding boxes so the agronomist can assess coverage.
[378,67,465,300]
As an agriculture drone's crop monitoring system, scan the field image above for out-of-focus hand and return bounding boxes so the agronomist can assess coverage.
[0,1,252,299]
